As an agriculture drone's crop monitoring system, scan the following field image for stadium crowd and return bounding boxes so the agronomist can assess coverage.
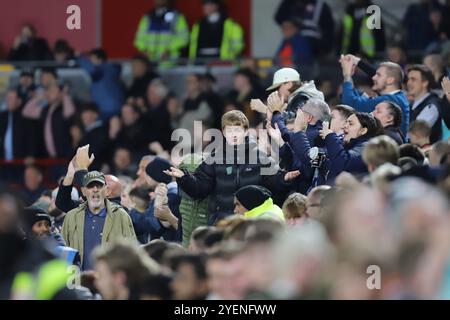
[2,0,450,300]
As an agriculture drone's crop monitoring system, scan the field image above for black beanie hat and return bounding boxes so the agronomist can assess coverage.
[145,157,172,184]
[234,185,272,211]
[24,205,52,228]
[30,213,52,227]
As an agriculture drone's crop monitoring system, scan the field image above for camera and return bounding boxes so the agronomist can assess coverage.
[282,94,309,121]
[309,147,326,168]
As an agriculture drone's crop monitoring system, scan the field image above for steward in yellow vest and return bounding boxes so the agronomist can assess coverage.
[189,0,244,61]
[234,185,285,222]
[134,0,189,64]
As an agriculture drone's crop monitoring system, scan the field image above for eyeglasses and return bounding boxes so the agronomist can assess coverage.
[86,182,105,189]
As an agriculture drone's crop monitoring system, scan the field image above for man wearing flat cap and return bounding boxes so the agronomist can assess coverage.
[62,171,136,271]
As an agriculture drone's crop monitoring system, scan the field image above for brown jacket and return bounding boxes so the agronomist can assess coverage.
[62,199,137,265]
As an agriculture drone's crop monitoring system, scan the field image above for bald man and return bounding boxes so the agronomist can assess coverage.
[105,174,123,203]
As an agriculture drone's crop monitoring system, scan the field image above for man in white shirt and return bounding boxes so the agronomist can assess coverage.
[407,64,442,143]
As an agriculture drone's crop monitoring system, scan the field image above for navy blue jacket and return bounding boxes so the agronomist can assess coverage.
[290,130,329,189]
[291,131,370,185]
[128,209,151,244]
[271,111,325,150]
[324,133,369,183]
[279,144,302,171]
[131,182,181,243]
[272,112,325,193]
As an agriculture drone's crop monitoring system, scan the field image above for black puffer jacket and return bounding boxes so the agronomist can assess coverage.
[177,137,290,225]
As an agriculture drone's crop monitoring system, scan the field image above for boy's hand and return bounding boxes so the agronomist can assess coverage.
[164,167,185,178]
[284,170,301,181]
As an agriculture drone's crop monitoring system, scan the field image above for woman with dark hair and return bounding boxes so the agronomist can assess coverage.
[290,110,383,187]
[373,101,405,145]
[320,112,383,181]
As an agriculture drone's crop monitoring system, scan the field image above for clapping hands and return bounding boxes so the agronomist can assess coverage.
[267,91,285,113]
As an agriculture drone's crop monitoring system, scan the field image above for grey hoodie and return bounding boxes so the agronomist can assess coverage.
[288,80,325,103]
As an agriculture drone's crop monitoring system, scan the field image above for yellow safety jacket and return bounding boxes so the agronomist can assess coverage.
[341,14,375,58]
[244,198,285,222]
[189,18,244,61]
[10,259,70,300]
[134,10,189,63]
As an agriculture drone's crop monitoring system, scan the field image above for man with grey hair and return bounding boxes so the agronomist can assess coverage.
[268,98,331,194]
[62,171,136,271]
[300,98,331,124]
[269,98,331,147]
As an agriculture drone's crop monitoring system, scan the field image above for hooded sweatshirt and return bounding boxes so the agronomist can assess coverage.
[288,80,325,104]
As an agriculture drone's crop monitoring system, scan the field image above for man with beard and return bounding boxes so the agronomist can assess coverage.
[56,145,125,214]
[62,171,136,271]
[340,54,409,136]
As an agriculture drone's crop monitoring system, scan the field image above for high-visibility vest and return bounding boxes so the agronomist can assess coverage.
[189,18,244,60]
[341,14,375,58]
[244,198,285,222]
[10,259,70,300]
[134,11,189,62]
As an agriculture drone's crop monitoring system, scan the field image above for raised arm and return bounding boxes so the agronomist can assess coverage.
[165,162,215,200]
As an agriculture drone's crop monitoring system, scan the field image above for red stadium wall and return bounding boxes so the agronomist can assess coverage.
[0,0,251,60]
[101,0,251,59]
[0,0,98,56]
